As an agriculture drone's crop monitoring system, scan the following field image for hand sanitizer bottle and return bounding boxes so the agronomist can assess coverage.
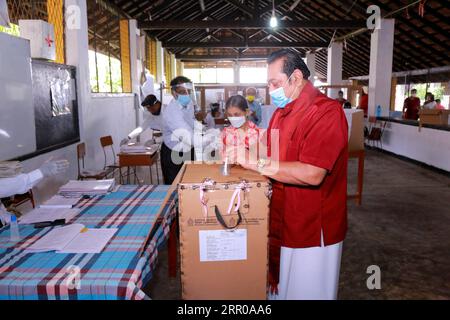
[376,105,382,118]
[10,215,20,242]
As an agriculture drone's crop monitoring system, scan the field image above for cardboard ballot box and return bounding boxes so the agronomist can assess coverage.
[178,163,271,300]
[419,109,450,126]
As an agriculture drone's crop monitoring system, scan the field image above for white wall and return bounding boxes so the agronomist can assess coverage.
[381,122,450,172]
[18,95,136,204]
[83,95,136,170]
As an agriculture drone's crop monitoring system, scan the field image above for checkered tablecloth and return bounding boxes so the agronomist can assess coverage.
[0,185,177,300]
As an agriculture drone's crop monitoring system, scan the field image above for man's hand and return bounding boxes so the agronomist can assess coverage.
[225,145,258,171]
[39,160,69,177]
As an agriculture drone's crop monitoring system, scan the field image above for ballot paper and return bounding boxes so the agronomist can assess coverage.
[39,195,81,209]
[26,223,117,254]
[19,208,80,225]
[58,179,115,197]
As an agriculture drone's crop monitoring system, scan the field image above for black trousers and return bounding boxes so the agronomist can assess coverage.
[160,143,194,185]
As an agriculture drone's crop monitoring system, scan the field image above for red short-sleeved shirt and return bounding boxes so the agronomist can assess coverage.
[268,82,348,248]
[359,94,368,116]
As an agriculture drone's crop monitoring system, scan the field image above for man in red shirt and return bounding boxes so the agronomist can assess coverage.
[336,90,348,106]
[358,88,369,117]
[234,49,348,300]
[403,89,421,120]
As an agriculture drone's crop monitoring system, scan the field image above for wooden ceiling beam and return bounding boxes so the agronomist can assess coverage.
[163,41,328,48]
[139,19,367,30]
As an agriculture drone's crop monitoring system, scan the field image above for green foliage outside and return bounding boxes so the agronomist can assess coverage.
[89,50,123,93]
[412,83,444,101]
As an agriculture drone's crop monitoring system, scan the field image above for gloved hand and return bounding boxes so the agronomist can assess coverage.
[120,138,130,146]
[39,160,69,177]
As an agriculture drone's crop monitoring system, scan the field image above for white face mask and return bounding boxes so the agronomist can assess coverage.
[228,116,246,128]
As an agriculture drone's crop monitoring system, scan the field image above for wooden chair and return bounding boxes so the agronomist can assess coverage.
[77,142,111,180]
[99,136,124,183]
[365,118,387,149]
[1,190,35,211]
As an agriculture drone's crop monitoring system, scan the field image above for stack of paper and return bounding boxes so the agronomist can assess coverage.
[26,223,118,254]
[19,207,80,225]
[0,161,22,178]
[39,195,81,209]
[120,143,155,154]
[58,179,115,197]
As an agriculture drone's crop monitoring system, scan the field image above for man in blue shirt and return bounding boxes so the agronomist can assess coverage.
[245,87,262,126]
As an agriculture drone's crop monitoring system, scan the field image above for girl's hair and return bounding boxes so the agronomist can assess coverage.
[225,95,248,112]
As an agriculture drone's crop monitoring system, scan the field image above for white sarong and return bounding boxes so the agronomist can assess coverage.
[268,239,343,300]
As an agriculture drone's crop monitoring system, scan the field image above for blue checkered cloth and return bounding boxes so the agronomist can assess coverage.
[0,185,177,300]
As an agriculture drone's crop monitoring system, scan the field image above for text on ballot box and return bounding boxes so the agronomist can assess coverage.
[199,229,247,262]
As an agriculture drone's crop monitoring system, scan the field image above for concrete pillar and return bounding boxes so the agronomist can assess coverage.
[390,77,397,111]
[64,0,90,141]
[305,51,316,82]
[233,61,240,84]
[128,20,142,132]
[327,41,343,99]
[368,19,395,117]
[156,40,164,84]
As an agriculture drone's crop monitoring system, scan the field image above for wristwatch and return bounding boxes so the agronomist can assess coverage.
[256,158,267,171]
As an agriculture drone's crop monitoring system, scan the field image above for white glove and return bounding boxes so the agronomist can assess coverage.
[39,160,69,177]
[120,138,130,146]
[0,204,11,226]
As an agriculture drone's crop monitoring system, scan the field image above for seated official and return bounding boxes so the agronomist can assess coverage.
[204,108,221,130]
[0,160,69,227]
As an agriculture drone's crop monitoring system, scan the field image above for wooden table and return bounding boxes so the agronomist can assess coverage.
[118,151,160,184]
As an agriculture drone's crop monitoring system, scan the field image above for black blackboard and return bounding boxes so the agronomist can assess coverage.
[14,60,80,161]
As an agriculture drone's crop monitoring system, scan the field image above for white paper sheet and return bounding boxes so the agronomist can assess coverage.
[26,223,85,252]
[19,208,80,225]
[58,228,117,254]
[58,179,115,197]
[39,195,81,209]
[199,229,247,262]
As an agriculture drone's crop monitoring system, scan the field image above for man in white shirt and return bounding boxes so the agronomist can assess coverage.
[0,159,69,227]
[160,76,199,184]
[121,94,163,144]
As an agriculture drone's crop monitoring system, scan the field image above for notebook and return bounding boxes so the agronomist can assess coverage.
[39,195,81,209]
[19,208,80,225]
[26,223,117,254]
[58,179,115,197]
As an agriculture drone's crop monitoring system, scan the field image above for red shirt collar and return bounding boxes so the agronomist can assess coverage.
[279,81,318,116]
